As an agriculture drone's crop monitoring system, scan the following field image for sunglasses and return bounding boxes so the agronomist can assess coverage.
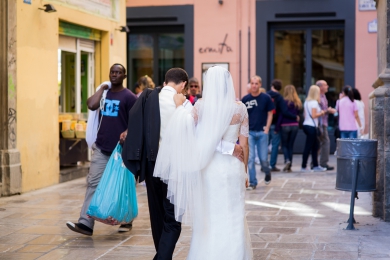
[190,85,198,88]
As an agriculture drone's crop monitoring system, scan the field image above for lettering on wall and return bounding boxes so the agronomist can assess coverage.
[199,34,233,54]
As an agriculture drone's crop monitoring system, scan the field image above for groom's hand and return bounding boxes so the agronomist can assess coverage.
[233,144,244,162]
[119,130,128,144]
[174,93,186,107]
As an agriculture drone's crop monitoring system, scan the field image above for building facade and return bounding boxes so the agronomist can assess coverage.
[0,0,127,195]
[127,0,377,152]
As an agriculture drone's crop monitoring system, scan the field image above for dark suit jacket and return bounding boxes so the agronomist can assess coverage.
[122,87,161,182]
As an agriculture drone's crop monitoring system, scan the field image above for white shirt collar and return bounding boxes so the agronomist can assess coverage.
[162,86,177,94]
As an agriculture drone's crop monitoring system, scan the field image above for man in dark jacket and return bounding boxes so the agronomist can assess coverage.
[267,79,299,171]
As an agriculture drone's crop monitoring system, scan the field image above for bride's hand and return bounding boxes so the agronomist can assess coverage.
[245,176,249,188]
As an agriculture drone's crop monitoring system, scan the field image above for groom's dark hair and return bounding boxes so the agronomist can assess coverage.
[164,68,189,86]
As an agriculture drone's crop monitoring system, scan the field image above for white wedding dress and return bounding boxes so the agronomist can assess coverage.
[187,101,252,260]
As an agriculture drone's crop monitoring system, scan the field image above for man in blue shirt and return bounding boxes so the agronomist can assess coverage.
[242,75,274,189]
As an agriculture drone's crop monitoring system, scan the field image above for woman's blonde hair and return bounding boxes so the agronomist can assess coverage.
[283,85,302,109]
[306,85,320,102]
[138,75,155,91]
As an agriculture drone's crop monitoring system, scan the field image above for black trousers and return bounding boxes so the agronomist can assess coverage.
[302,125,319,168]
[145,161,181,260]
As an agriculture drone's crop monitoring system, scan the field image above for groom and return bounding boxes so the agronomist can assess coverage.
[122,68,243,260]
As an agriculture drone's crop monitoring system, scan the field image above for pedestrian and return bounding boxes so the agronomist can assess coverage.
[186,77,202,105]
[66,64,138,236]
[136,75,155,97]
[353,88,365,137]
[276,85,302,172]
[301,85,327,172]
[316,80,337,171]
[336,85,363,138]
[242,75,274,188]
[267,79,299,172]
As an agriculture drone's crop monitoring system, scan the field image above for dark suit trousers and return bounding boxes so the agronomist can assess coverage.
[145,161,181,260]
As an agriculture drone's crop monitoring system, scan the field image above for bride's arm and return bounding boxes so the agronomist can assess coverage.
[239,103,249,187]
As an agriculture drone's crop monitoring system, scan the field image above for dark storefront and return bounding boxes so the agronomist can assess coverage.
[256,0,356,153]
[126,5,194,91]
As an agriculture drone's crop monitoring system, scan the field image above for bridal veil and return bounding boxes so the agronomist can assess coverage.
[154,66,237,224]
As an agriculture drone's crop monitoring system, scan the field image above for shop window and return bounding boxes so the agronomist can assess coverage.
[271,26,344,128]
[128,30,185,91]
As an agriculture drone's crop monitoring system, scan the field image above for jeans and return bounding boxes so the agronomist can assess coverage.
[302,125,319,169]
[281,125,299,164]
[340,130,358,139]
[269,125,281,168]
[248,130,270,186]
[318,125,330,167]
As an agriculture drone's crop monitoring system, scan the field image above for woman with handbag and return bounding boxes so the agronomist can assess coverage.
[301,85,327,172]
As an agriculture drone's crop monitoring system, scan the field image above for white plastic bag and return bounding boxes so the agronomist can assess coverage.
[86,81,111,148]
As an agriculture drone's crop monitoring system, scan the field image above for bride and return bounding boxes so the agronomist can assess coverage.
[154,66,252,259]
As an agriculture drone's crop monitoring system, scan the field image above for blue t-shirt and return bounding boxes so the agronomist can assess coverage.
[242,93,275,131]
[96,88,137,153]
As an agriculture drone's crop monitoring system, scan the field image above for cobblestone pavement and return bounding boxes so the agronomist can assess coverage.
[1,155,390,260]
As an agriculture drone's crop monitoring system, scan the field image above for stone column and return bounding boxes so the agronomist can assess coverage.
[371,0,390,221]
[0,0,22,196]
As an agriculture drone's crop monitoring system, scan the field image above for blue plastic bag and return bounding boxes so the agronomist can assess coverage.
[87,143,138,225]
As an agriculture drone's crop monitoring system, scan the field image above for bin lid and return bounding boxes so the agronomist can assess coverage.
[337,138,378,158]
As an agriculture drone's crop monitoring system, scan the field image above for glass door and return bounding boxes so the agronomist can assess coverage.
[270,25,345,128]
[128,27,185,91]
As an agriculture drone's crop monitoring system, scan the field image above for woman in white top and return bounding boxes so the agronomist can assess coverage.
[353,88,365,137]
[301,85,327,172]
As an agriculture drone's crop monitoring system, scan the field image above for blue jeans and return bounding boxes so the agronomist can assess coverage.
[248,130,270,186]
[269,125,281,168]
[340,130,357,139]
[281,125,299,164]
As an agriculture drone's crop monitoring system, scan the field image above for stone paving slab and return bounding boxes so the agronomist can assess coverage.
[0,155,390,260]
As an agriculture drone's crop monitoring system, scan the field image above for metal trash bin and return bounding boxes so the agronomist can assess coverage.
[336,138,377,230]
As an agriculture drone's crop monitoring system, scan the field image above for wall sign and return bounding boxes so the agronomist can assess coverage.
[359,0,376,11]
[59,21,101,41]
[199,34,233,54]
[23,0,32,4]
[48,0,120,20]
[368,19,378,33]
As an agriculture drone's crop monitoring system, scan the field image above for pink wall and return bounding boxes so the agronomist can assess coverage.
[355,1,377,134]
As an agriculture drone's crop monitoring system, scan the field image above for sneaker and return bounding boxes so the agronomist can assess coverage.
[246,185,256,190]
[118,221,133,232]
[321,165,335,171]
[300,167,313,173]
[282,162,291,172]
[255,158,260,165]
[264,174,271,185]
[270,167,280,172]
[66,222,93,236]
[312,166,327,172]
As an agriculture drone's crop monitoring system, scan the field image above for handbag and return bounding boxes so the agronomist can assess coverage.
[306,102,324,140]
[87,143,138,225]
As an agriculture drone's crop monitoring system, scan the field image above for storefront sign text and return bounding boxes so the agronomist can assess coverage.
[359,0,376,11]
[199,34,233,54]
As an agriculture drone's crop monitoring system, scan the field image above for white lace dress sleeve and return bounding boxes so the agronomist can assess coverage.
[239,103,249,137]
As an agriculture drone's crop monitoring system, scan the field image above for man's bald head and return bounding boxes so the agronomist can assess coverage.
[316,80,328,94]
